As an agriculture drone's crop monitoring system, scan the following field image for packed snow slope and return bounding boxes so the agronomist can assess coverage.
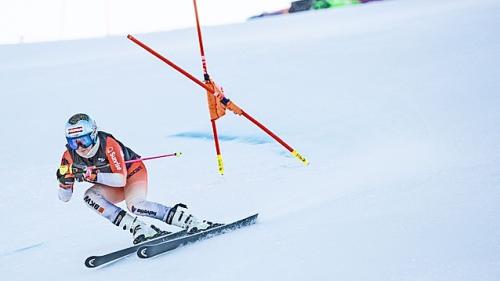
[1,0,500,279]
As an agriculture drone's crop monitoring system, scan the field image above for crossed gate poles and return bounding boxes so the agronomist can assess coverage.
[127,1,309,174]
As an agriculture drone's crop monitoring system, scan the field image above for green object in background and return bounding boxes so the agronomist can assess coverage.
[312,0,360,10]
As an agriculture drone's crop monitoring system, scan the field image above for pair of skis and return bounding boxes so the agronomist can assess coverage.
[85,213,258,268]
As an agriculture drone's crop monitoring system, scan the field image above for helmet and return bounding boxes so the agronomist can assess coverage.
[65,113,98,150]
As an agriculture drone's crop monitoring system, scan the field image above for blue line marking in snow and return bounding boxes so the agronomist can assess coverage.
[170,132,271,145]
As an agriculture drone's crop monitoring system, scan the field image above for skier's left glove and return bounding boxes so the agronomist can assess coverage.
[72,164,98,183]
[83,167,98,183]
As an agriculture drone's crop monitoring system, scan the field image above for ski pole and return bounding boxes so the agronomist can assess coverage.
[122,152,181,166]
[193,0,224,175]
[92,152,182,171]
[127,34,309,166]
[59,152,182,175]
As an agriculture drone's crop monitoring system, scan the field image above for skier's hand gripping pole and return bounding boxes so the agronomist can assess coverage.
[127,35,309,166]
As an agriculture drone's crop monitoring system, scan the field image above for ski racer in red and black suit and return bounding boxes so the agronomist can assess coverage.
[56,113,219,244]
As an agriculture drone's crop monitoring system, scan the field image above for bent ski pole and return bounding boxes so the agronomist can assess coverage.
[193,0,224,175]
[127,34,309,166]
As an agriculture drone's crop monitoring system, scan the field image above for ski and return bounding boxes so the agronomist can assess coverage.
[137,213,258,259]
[84,230,187,268]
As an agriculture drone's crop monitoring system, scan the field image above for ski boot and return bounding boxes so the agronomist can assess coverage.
[165,203,223,234]
[117,211,168,244]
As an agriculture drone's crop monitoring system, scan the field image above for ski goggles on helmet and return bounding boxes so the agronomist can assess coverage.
[66,133,95,150]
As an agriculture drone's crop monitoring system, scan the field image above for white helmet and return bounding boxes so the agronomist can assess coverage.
[65,113,98,150]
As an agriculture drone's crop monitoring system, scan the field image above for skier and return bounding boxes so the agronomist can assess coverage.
[56,113,220,244]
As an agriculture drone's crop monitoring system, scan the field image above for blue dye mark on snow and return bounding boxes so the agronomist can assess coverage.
[170,132,271,145]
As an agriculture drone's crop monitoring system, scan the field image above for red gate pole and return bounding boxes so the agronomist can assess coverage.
[193,0,224,175]
[127,34,309,166]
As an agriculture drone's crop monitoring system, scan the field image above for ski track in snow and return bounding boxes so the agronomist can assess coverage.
[0,242,47,257]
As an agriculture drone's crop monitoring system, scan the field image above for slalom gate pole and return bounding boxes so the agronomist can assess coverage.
[127,34,309,166]
[193,0,224,175]
[193,0,209,81]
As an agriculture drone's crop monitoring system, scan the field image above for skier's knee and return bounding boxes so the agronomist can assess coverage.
[83,188,103,212]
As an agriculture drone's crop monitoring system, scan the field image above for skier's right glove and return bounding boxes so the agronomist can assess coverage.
[56,168,75,189]
[68,163,89,182]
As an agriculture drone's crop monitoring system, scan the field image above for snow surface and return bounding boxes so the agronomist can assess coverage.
[1,0,500,279]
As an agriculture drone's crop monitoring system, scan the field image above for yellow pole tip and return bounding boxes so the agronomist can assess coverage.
[216,155,224,175]
[292,150,309,166]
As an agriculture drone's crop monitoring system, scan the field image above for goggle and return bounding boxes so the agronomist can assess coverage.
[66,133,95,150]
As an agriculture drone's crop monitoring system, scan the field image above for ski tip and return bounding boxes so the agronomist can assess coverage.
[137,246,149,259]
[250,213,259,223]
[84,256,98,268]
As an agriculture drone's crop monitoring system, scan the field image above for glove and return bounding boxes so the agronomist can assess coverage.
[69,163,86,182]
[69,164,97,183]
[83,166,98,183]
[74,166,98,183]
[58,163,98,183]
[57,167,75,189]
